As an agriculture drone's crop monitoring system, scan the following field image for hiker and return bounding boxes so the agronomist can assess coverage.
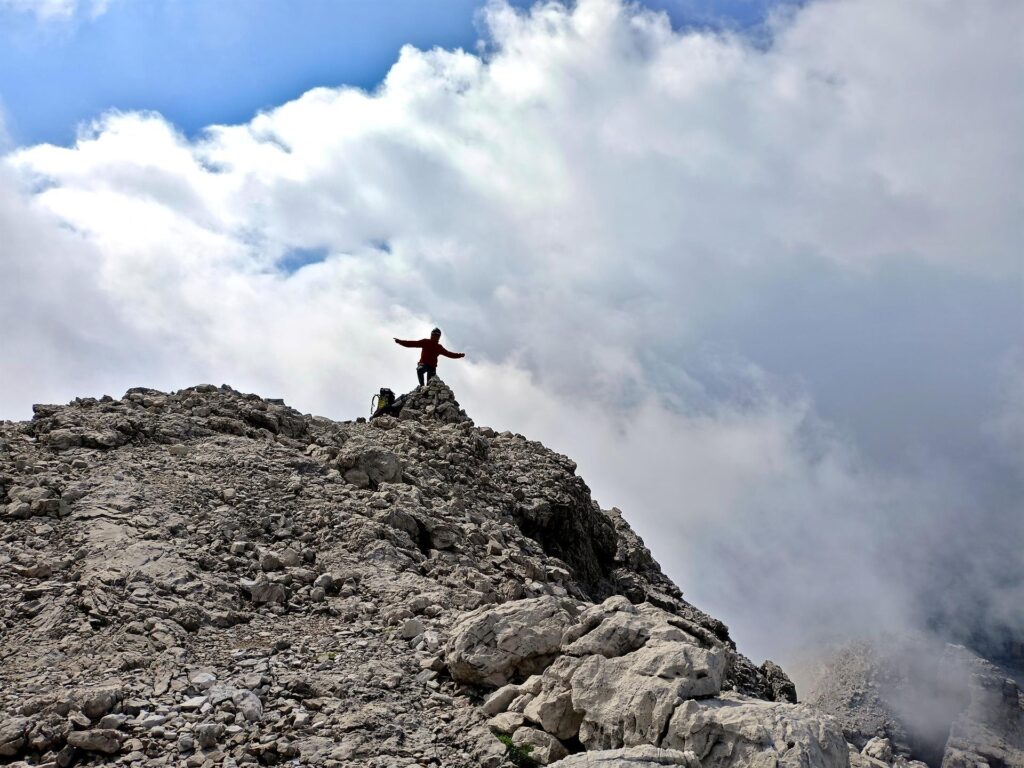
[394,328,465,386]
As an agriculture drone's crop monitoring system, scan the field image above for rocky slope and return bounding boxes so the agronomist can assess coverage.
[0,379,966,767]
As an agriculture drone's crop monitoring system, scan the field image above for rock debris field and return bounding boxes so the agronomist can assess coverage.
[0,379,1018,768]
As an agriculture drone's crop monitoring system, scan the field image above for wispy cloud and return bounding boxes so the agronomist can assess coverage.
[0,0,114,21]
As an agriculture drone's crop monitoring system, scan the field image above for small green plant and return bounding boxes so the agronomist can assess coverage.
[495,733,538,768]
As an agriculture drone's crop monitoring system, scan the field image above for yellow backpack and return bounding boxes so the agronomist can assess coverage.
[371,387,395,416]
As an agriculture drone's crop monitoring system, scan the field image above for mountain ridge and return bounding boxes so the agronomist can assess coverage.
[0,379,1017,767]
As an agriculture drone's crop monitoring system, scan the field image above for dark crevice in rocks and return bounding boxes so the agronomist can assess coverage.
[413,518,433,557]
[655,699,681,747]
[561,734,585,754]
[908,717,962,768]
[512,501,618,603]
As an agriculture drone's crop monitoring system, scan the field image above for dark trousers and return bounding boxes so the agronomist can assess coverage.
[416,364,436,386]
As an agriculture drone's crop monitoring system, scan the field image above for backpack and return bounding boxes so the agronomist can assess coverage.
[371,388,395,417]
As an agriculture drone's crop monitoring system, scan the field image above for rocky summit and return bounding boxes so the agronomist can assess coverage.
[0,379,1013,768]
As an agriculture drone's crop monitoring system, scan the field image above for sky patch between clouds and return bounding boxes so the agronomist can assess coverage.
[1,0,1022,670]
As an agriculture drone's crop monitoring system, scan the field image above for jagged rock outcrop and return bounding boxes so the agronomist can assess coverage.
[445,596,578,686]
[0,378,824,767]
[450,594,844,766]
[808,637,1024,768]
[939,653,1024,768]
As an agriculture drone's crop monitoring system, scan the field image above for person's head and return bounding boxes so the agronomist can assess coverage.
[431,327,442,340]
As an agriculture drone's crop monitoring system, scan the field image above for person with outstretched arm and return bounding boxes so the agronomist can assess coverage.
[394,328,466,386]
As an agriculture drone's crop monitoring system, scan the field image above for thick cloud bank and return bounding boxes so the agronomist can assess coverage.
[1,0,1021,671]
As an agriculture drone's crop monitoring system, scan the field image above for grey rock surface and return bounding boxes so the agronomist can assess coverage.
[65,729,122,754]
[551,745,700,767]
[512,725,570,764]
[571,639,726,749]
[663,695,849,768]
[446,596,579,686]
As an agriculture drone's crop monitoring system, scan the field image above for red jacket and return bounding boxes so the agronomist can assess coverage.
[395,338,465,367]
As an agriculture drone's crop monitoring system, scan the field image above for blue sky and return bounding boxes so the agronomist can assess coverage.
[0,0,784,146]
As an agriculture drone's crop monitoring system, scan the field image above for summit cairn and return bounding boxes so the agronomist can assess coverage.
[398,377,473,425]
[2,381,990,768]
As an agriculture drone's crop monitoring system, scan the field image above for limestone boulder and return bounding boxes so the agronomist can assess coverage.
[0,718,31,758]
[849,749,889,768]
[862,736,894,763]
[446,596,579,686]
[551,745,701,767]
[66,728,123,754]
[513,726,570,765]
[662,694,849,768]
[561,597,651,658]
[483,683,524,716]
[45,429,82,450]
[572,641,727,750]
[525,685,585,741]
[488,711,525,734]
[336,444,403,486]
[239,577,286,604]
[18,685,122,719]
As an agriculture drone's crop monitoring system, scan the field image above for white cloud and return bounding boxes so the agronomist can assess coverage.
[2,0,1022,670]
[0,0,115,21]
[0,0,74,20]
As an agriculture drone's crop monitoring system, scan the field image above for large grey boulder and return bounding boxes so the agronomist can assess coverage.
[476,595,736,755]
[760,660,798,704]
[561,597,652,658]
[66,728,123,754]
[513,726,571,764]
[848,750,889,768]
[336,443,403,486]
[572,641,727,749]
[662,694,849,768]
[446,596,579,686]
[551,745,701,767]
[0,718,31,758]
[524,657,587,739]
[19,684,123,719]
[862,737,894,763]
